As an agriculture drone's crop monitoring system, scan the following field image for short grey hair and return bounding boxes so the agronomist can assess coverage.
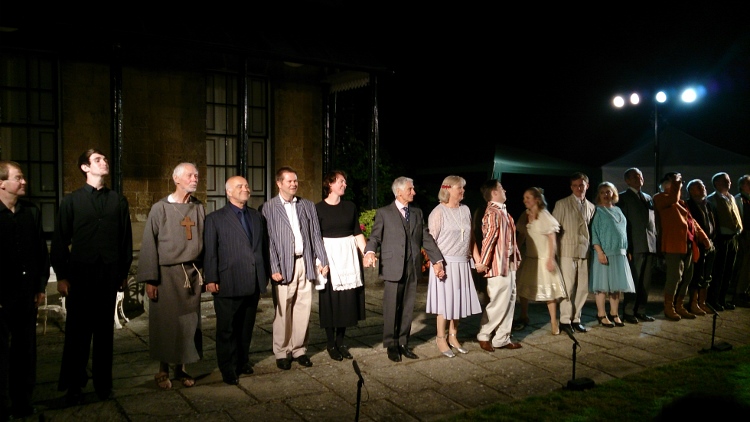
[391,176,413,198]
[173,162,197,183]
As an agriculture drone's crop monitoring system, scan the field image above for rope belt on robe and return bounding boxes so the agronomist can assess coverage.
[180,263,204,289]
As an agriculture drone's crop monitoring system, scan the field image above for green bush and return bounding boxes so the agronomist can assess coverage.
[358,209,377,238]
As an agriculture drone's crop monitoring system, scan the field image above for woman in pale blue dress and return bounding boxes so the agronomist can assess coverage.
[590,182,636,328]
[426,176,482,358]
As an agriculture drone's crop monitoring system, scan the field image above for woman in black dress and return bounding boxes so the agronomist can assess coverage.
[315,171,366,361]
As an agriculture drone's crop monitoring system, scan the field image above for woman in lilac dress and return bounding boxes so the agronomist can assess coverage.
[426,175,482,357]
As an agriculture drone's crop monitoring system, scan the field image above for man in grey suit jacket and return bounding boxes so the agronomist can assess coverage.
[616,168,658,324]
[364,177,445,362]
[204,175,268,385]
[262,167,328,370]
[552,172,595,335]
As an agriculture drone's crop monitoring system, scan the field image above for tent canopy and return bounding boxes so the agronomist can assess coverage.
[601,127,750,195]
[492,145,595,180]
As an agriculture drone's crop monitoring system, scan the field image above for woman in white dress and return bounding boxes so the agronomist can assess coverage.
[515,187,567,335]
[426,176,482,357]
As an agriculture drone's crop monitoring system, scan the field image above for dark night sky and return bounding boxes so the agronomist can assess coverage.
[363,5,750,172]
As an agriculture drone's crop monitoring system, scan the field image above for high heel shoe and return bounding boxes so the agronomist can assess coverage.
[436,336,456,358]
[610,314,625,327]
[448,333,468,354]
[551,322,560,335]
[597,315,615,328]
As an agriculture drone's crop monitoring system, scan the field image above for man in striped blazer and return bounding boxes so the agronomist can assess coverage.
[262,167,329,370]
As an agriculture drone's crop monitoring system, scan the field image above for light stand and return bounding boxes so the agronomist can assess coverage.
[700,305,732,353]
[564,333,595,391]
[353,360,365,421]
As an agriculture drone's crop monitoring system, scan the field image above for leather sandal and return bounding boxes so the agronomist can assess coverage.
[155,372,172,390]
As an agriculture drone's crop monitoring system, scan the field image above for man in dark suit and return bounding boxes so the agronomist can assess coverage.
[616,168,658,324]
[1,161,50,420]
[364,176,445,362]
[262,167,328,370]
[204,175,268,385]
[686,179,717,315]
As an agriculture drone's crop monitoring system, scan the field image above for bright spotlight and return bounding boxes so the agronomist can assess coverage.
[655,91,667,103]
[629,93,640,105]
[681,88,697,103]
[613,96,625,108]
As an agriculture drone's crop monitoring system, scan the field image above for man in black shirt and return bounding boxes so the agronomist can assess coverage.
[0,161,50,421]
[51,149,133,405]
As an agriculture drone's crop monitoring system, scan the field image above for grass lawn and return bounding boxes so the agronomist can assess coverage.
[442,344,750,421]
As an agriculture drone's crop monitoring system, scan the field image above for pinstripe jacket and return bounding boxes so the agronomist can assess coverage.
[203,203,268,297]
[261,195,328,284]
[552,194,596,259]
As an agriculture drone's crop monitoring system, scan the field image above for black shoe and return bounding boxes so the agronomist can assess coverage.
[338,345,353,360]
[707,301,724,312]
[327,346,343,361]
[399,345,419,359]
[623,314,639,324]
[65,387,84,407]
[634,312,655,322]
[721,302,736,310]
[597,316,615,328]
[296,354,313,367]
[560,323,574,336]
[572,322,589,333]
[386,345,401,362]
[237,363,254,375]
[276,358,292,370]
[222,372,239,385]
[96,389,113,401]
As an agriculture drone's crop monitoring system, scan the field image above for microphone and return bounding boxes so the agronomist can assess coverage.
[564,327,580,346]
[352,360,364,384]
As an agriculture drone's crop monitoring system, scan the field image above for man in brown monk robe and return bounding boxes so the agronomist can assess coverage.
[137,163,205,389]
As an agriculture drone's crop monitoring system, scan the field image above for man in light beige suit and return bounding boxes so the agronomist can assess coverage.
[552,172,596,336]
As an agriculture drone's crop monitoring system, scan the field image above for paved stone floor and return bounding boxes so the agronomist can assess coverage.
[21,273,750,421]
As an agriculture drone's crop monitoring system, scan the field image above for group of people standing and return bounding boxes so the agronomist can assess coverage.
[2,150,748,419]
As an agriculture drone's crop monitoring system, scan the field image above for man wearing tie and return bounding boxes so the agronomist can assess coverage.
[262,167,328,370]
[616,168,658,324]
[204,175,268,385]
[364,176,445,362]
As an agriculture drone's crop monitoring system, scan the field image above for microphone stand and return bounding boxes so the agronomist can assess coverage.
[353,360,365,421]
[564,332,595,390]
[700,304,732,353]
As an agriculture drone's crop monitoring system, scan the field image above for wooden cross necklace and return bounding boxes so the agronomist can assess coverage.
[170,195,195,240]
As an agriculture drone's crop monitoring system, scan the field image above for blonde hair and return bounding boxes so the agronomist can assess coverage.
[597,182,619,205]
[437,175,466,203]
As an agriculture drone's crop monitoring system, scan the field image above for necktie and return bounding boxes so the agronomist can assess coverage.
[239,209,252,241]
[639,191,650,208]
[403,206,410,223]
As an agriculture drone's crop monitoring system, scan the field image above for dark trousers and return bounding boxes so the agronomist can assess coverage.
[58,262,118,394]
[710,234,738,304]
[691,246,716,290]
[0,298,37,413]
[213,291,260,377]
[623,252,655,315]
[382,265,417,348]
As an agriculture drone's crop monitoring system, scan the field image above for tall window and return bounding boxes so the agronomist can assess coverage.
[205,71,269,212]
[0,53,58,237]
